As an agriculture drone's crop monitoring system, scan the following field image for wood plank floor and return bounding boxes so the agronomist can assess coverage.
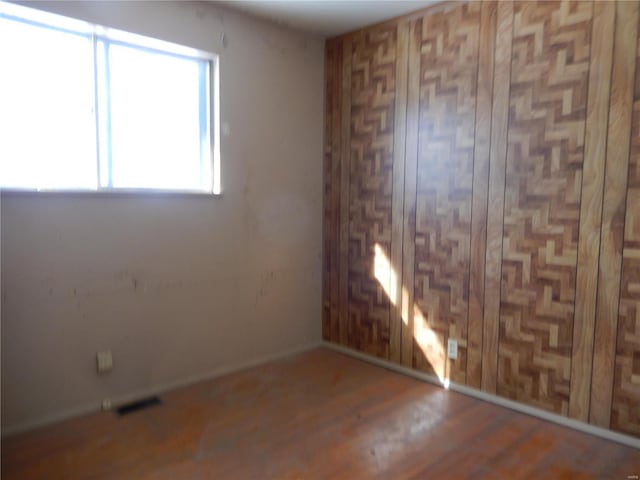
[2,348,639,479]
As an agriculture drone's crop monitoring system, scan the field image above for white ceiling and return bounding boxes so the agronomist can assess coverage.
[220,0,439,37]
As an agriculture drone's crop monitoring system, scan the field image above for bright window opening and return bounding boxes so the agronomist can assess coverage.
[0,2,220,194]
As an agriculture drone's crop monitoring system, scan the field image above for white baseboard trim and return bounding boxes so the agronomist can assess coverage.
[322,341,640,450]
[2,341,322,438]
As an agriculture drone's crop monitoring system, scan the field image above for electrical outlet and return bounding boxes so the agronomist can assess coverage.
[102,398,112,411]
[447,339,458,360]
[96,350,113,373]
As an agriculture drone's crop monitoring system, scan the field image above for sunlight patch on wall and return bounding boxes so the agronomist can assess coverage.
[374,243,446,383]
[374,243,398,306]
[414,306,446,383]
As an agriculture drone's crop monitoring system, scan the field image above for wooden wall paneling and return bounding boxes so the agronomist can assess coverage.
[481,0,514,393]
[613,30,640,437]
[339,36,352,346]
[412,2,481,383]
[323,39,343,342]
[324,0,640,440]
[467,0,498,389]
[497,0,592,415]
[591,0,640,428]
[569,1,615,422]
[347,26,398,358]
[401,18,422,368]
[389,22,410,363]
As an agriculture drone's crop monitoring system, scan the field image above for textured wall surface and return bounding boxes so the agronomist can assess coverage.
[2,0,324,434]
[323,0,640,438]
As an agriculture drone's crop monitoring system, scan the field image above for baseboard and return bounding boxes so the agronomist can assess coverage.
[2,341,322,438]
[322,341,640,450]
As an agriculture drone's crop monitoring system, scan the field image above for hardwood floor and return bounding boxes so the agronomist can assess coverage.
[2,348,639,479]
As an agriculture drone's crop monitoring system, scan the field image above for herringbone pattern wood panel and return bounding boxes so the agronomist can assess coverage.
[347,27,398,358]
[613,35,640,436]
[412,3,480,383]
[497,0,592,415]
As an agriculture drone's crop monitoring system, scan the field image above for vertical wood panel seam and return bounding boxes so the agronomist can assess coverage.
[607,84,636,430]
[569,0,611,422]
[590,0,639,427]
[339,36,352,346]
[465,3,483,382]
[468,0,497,387]
[398,20,412,365]
[400,17,422,368]
[612,20,640,436]
[591,7,615,426]
[494,69,511,396]
[390,22,410,363]
[469,2,488,386]
[608,10,640,428]
[590,50,612,424]
[332,41,342,342]
[331,40,342,342]
[496,1,517,391]
[481,0,513,393]
[587,3,613,421]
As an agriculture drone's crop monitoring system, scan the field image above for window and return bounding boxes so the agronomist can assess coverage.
[0,2,220,194]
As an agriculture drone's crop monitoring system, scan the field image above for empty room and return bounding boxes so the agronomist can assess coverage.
[1,0,639,477]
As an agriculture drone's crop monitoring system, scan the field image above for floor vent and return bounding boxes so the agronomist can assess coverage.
[116,396,161,416]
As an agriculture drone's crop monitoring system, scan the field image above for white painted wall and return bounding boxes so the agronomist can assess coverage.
[0,0,324,434]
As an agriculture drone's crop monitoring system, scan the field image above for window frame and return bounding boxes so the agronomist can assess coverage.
[0,2,221,196]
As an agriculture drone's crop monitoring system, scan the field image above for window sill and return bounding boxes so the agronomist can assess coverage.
[0,188,222,198]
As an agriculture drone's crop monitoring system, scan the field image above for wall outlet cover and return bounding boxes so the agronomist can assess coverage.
[96,350,113,373]
[447,339,458,360]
